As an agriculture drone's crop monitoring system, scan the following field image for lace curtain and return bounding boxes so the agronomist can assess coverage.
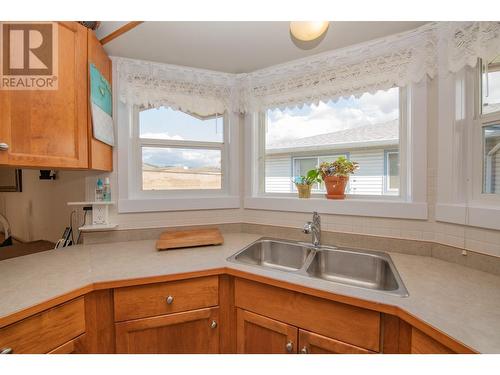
[114,57,237,117]
[115,21,500,114]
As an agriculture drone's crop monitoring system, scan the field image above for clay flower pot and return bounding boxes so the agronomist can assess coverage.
[295,184,312,198]
[323,176,349,199]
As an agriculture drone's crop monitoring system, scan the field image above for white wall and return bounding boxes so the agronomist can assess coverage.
[0,170,88,242]
[3,77,500,258]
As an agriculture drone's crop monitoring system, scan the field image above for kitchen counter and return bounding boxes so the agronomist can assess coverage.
[1,232,500,353]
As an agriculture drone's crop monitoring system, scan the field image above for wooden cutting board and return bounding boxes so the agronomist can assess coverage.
[156,228,224,251]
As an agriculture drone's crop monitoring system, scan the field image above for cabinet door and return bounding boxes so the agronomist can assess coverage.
[0,22,88,169]
[298,329,375,354]
[236,309,297,354]
[48,334,86,354]
[87,29,112,171]
[115,307,219,354]
[410,328,454,354]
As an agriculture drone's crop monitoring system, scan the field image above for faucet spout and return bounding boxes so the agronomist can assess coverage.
[303,211,321,247]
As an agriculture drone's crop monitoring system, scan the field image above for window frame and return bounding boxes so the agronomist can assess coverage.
[132,107,228,197]
[244,83,428,220]
[384,150,400,195]
[291,153,349,193]
[117,100,240,213]
[259,87,407,201]
[471,59,500,203]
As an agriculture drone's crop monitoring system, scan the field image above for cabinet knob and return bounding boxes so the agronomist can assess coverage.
[166,295,174,304]
[0,143,9,151]
[300,346,308,354]
[285,341,293,353]
[1,347,13,354]
[210,320,217,329]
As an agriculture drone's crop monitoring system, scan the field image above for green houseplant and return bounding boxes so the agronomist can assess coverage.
[292,171,321,198]
[315,156,359,199]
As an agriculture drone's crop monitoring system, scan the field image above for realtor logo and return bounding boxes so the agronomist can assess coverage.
[0,22,58,90]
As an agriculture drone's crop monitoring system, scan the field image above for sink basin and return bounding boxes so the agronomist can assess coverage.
[227,238,408,297]
[305,248,407,296]
[227,238,313,272]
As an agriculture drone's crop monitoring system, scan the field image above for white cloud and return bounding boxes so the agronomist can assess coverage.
[266,89,399,145]
[140,132,184,140]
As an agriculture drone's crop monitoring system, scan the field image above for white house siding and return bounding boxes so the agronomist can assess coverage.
[265,149,388,195]
[348,150,385,195]
[265,156,292,193]
[495,151,500,193]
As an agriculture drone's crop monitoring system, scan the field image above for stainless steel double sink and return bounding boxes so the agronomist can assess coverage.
[227,238,408,297]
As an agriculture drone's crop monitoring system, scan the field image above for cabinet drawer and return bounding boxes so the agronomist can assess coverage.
[234,278,381,352]
[114,276,219,321]
[0,297,85,354]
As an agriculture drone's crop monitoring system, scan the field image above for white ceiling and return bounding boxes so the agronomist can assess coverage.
[100,21,428,74]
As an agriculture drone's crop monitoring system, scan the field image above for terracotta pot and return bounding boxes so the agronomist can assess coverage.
[323,175,349,199]
[295,184,312,198]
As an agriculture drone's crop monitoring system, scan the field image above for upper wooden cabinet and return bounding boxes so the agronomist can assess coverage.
[0,22,113,171]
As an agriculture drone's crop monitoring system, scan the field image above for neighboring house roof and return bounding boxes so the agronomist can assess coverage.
[267,119,399,155]
[483,102,500,114]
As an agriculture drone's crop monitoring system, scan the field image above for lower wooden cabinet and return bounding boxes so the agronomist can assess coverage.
[48,334,86,354]
[298,330,374,354]
[236,309,297,354]
[0,297,86,354]
[115,307,219,354]
[236,308,374,354]
[410,328,455,354]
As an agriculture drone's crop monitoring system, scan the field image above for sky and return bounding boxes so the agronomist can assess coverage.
[140,108,223,169]
[266,88,399,147]
[140,88,400,168]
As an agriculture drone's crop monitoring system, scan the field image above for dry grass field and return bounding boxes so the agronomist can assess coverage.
[142,166,221,190]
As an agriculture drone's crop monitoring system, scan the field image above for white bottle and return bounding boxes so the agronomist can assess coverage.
[95,178,104,202]
[103,177,111,202]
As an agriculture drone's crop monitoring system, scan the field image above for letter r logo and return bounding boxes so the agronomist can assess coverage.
[2,23,53,76]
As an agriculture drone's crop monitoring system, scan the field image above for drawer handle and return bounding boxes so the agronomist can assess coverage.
[300,346,308,354]
[0,143,8,151]
[210,320,217,329]
[285,341,293,353]
[1,347,13,354]
[166,295,174,304]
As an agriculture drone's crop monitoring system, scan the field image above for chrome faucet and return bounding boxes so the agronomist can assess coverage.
[303,212,321,247]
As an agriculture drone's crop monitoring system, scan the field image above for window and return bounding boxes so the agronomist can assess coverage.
[293,154,347,191]
[479,57,500,195]
[263,88,402,197]
[481,56,500,115]
[138,107,224,191]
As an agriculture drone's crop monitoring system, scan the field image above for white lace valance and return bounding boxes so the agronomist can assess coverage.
[114,21,500,114]
[114,57,237,116]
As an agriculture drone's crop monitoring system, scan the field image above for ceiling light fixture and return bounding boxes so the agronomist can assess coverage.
[290,21,329,42]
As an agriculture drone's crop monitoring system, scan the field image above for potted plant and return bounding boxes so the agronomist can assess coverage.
[292,170,321,199]
[317,156,359,199]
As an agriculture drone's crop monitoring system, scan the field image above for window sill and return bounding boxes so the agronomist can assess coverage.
[244,196,428,220]
[118,196,240,213]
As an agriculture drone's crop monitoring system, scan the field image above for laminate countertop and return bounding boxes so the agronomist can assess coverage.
[0,232,499,353]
